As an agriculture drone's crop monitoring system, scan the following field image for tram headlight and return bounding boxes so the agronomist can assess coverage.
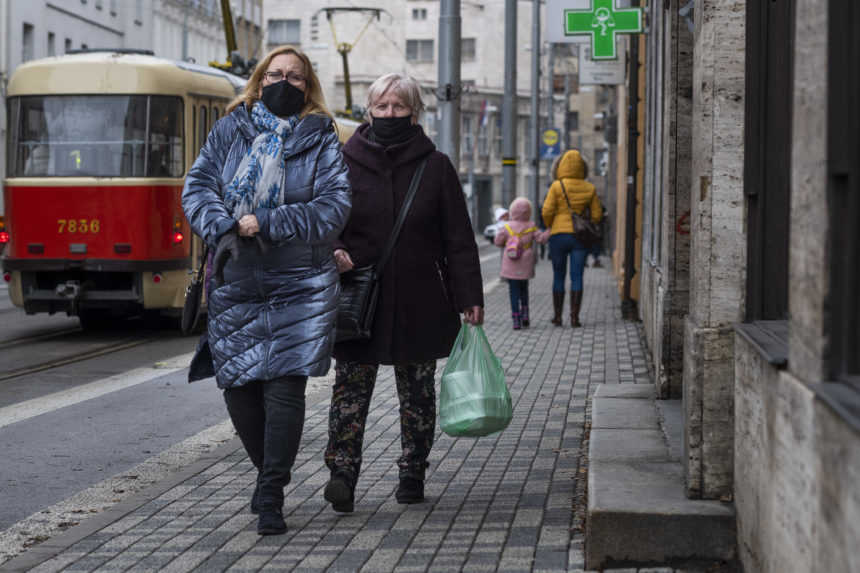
[152,273,163,284]
[2,272,10,283]
[0,231,8,244]
[172,231,184,244]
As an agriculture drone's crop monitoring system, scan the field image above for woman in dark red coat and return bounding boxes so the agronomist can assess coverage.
[323,73,484,512]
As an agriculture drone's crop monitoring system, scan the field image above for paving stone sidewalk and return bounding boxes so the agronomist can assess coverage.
[3,259,664,573]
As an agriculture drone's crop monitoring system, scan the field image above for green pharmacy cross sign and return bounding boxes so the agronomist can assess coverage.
[565,0,642,60]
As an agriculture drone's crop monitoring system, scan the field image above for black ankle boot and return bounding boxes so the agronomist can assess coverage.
[250,481,261,514]
[396,477,425,504]
[324,472,355,513]
[257,506,286,535]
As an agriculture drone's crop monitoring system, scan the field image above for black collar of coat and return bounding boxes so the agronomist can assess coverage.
[232,104,335,159]
[343,123,436,173]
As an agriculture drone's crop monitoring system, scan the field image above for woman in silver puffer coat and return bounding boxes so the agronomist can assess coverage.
[182,45,350,536]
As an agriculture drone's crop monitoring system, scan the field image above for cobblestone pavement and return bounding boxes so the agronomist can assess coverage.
[3,259,703,573]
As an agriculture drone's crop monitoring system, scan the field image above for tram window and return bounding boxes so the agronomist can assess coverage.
[192,106,197,154]
[7,95,183,177]
[198,106,208,154]
[214,107,220,123]
[148,97,184,177]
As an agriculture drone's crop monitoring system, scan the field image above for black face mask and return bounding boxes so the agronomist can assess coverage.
[370,115,414,141]
[261,80,305,117]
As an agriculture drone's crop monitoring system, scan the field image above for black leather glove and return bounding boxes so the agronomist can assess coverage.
[212,230,241,288]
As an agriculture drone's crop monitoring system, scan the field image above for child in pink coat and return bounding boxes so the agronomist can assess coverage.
[494,197,546,329]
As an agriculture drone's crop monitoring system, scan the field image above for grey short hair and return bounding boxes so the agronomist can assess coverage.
[365,73,425,121]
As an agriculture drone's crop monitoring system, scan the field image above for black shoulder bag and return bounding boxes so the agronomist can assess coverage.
[559,180,602,246]
[181,244,208,335]
[336,158,428,342]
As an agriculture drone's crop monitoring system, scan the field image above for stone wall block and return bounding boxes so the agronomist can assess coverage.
[734,334,776,573]
[789,0,830,385]
[683,316,736,499]
[814,399,860,573]
[769,373,816,573]
[683,316,703,496]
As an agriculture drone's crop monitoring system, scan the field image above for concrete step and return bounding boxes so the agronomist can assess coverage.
[586,384,736,569]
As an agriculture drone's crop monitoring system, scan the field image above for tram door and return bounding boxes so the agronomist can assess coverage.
[187,97,227,276]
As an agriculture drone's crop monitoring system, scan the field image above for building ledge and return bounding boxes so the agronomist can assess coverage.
[735,320,788,368]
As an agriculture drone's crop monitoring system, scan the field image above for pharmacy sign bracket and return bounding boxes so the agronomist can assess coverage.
[564,0,642,60]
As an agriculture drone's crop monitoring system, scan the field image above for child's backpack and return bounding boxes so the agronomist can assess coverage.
[504,224,538,259]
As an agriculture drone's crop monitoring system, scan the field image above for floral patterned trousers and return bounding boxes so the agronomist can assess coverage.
[324,360,437,482]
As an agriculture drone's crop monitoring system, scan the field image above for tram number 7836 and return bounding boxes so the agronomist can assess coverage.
[58,219,101,234]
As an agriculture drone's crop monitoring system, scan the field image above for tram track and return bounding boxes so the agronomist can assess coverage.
[0,336,160,383]
[0,326,83,350]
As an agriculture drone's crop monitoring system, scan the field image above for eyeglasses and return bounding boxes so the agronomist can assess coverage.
[264,70,306,85]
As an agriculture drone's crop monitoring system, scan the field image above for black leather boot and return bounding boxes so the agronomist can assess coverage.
[250,474,262,514]
[551,291,564,326]
[396,477,425,504]
[257,505,287,535]
[324,471,356,513]
[570,290,583,327]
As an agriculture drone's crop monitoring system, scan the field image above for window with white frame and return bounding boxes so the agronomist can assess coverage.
[48,32,56,57]
[310,14,320,42]
[494,116,502,157]
[462,38,476,62]
[412,8,427,20]
[22,23,34,62]
[406,39,434,62]
[478,116,489,156]
[463,114,474,155]
[268,19,301,46]
[423,112,437,144]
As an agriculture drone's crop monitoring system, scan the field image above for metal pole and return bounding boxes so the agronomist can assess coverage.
[530,0,541,212]
[501,0,517,206]
[437,0,461,170]
[547,43,554,133]
[563,73,571,150]
[622,29,640,319]
[182,0,189,61]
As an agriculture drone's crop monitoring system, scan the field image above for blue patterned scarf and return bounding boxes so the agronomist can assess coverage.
[223,102,299,219]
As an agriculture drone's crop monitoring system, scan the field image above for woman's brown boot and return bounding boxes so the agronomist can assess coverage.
[570,290,583,327]
[551,292,564,326]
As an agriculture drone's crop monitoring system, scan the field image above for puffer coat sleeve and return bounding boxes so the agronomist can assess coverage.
[182,118,242,249]
[253,129,351,245]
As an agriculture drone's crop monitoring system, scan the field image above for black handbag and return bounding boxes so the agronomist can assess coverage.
[181,244,208,335]
[335,158,428,342]
[559,180,602,246]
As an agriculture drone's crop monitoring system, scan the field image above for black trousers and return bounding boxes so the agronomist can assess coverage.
[223,376,307,507]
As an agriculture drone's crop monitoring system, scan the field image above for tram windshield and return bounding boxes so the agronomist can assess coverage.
[6,95,184,178]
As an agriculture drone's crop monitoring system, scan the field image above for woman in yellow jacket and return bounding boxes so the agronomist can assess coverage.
[541,149,603,327]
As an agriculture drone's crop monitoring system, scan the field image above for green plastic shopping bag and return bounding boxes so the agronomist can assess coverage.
[440,324,512,437]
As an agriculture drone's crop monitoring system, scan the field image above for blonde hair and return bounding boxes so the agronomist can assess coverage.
[226,45,332,121]
[365,73,425,121]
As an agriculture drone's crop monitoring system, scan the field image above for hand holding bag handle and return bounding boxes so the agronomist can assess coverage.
[336,157,429,342]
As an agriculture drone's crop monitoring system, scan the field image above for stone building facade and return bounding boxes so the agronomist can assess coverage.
[636,0,859,570]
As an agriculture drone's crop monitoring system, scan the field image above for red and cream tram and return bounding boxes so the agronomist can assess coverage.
[1,50,244,328]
